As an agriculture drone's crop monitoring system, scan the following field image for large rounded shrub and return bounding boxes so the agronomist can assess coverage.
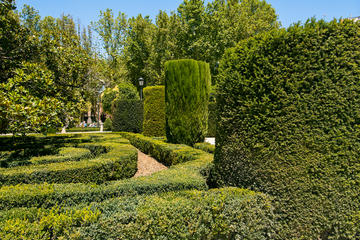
[165,59,211,146]
[142,86,165,137]
[212,19,360,239]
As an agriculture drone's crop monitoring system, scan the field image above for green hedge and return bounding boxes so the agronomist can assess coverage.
[120,132,202,166]
[212,19,360,239]
[0,135,138,186]
[112,99,143,133]
[29,147,91,165]
[0,206,100,240]
[165,59,211,146]
[207,102,216,137]
[194,142,215,154]
[0,188,275,240]
[65,127,99,132]
[0,133,212,210]
[142,86,166,137]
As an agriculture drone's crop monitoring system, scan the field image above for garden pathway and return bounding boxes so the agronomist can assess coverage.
[134,150,167,177]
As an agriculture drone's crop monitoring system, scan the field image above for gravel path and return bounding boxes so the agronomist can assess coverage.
[134,150,168,177]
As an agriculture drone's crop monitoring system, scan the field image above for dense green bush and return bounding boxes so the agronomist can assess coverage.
[212,19,360,239]
[207,102,216,137]
[0,188,275,240]
[142,86,166,137]
[0,206,100,240]
[112,99,143,133]
[0,133,212,210]
[103,118,113,131]
[165,59,211,146]
[78,188,275,239]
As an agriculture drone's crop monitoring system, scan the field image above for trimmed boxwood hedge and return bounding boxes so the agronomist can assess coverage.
[0,133,212,210]
[142,86,166,137]
[165,59,211,146]
[120,132,202,166]
[0,188,275,240]
[112,99,143,133]
[0,140,137,186]
[29,147,92,165]
[212,19,360,239]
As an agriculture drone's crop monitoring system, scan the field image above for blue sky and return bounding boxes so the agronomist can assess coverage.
[15,0,359,28]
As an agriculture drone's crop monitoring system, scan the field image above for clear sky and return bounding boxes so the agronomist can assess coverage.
[15,0,360,29]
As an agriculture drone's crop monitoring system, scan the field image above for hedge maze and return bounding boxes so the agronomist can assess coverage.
[0,133,275,239]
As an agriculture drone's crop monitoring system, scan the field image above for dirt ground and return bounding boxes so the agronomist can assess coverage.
[134,150,168,177]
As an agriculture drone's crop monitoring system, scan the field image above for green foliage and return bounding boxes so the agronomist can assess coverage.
[91,8,127,69]
[120,0,279,85]
[212,19,360,239]
[101,88,118,114]
[102,83,140,115]
[121,132,203,166]
[0,62,63,134]
[29,147,91,165]
[142,86,166,137]
[103,118,113,131]
[0,0,39,84]
[112,100,143,133]
[123,14,155,87]
[0,133,212,210]
[0,134,137,186]
[194,142,215,154]
[0,188,274,239]
[165,59,211,146]
[115,82,140,101]
[1,3,95,134]
[0,206,100,240]
[207,102,216,137]
[77,188,275,239]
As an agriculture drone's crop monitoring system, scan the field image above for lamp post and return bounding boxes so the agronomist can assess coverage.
[138,77,144,100]
[98,84,105,129]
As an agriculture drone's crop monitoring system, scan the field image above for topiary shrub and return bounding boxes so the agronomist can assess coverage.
[212,19,360,239]
[112,100,143,133]
[142,86,165,137]
[165,59,211,146]
[207,102,216,137]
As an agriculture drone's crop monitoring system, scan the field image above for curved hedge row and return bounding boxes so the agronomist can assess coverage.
[29,147,91,165]
[142,86,166,137]
[212,19,360,239]
[0,135,138,186]
[0,188,275,240]
[0,133,212,210]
